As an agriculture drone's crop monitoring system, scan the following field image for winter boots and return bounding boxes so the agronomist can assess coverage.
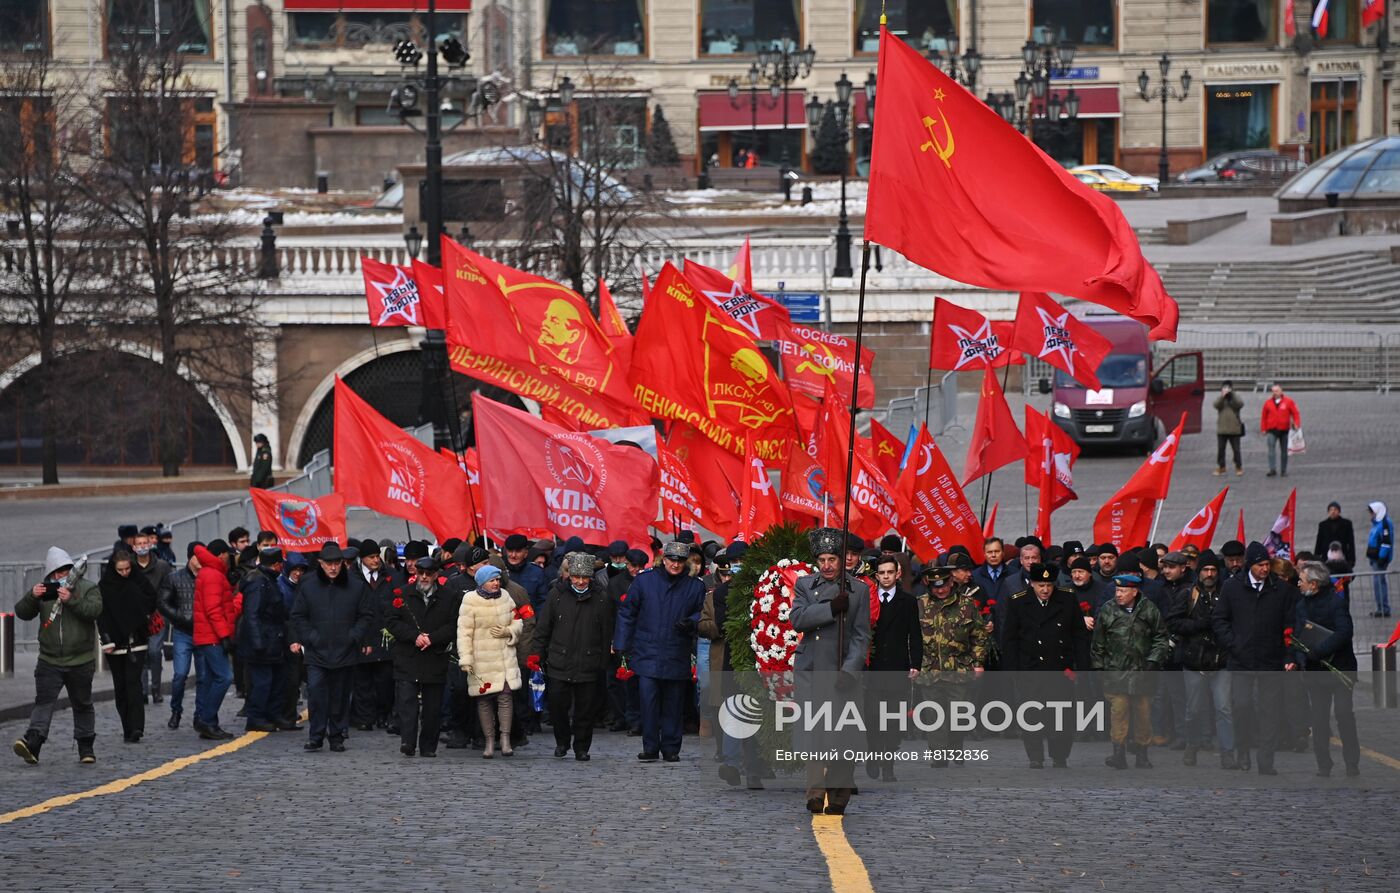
[78,737,96,764]
[1183,745,1198,766]
[477,698,497,759]
[13,731,43,765]
[498,696,514,758]
[1105,744,1128,769]
[1132,743,1153,768]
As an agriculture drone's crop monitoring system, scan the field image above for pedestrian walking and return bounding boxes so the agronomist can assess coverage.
[457,565,523,759]
[387,557,459,758]
[160,544,200,729]
[250,433,274,489]
[1002,564,1090,768]
[864,555,921,780]
[914,564,985,769]
[1213,381,1245,476]
[351,539,397,732]
[1091,573,1171,769]
[97,550,158,743]
[192,541,238,740]
[13,548,103,765]
[132,526,172,706]
[1294,561,1360,777]
[1313,501,1357,570]
[1365,501,1393,618]
[291,542,375,752]
[238,549,288,732]
[1260,384,1301,478]
[614,541,706,765]
[530,554,613,761]
[1165,551,1235,768]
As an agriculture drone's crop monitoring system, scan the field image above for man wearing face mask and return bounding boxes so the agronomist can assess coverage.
[14,548,103,765]
[614,541,706,763]
[133,526,173,707]
[530,553,613,761]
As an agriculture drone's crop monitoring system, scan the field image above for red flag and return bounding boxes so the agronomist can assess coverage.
[596,278,634,368]
[656,436,707,533]
[738,431,783,542]
[869,418,905,484]
[781,438,829,519]
[630,262,795,457]
[929,297,1020,371]
[850,450,901,543]
[1284,0,1298,37]
[471,394,659,545]
[896,424,984,563]
[775,320,878,408]
[1024,406,1080,544]
[1236,508,1247,544]
[727,237,754,291]
[815,378,854,499]
[982,502,997,540]
[1092,414,1187,551]
[249,489,347,552]
[865,28,1178,340]
[1169,487,1230,553]
[683,258,791,340]
[962,366,1028,486]
[666,422,743,540]
[792,393,822,458]
[409,259,448,330]
[362,257,424,327]
[1362,0,1384,28]
[1011,292,1115,390]
[332,378,472,542]
[1266,488,1298,560]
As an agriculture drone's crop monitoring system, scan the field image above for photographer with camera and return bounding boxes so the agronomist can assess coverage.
[13,547,104,765]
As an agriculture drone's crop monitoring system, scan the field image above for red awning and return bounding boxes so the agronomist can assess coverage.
[284,0,472,10]
[1049,84,1120,118]
[853,93,871,128]
[698,90,808,131]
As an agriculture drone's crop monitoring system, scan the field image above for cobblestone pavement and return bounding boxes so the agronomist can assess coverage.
[2,692,1397,891]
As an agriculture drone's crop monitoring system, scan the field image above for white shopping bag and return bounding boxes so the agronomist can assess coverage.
[1287,428,1306,455]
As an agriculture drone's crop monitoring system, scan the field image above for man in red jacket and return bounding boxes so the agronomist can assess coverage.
[192,540,238,740]
[1260,384,1301,478]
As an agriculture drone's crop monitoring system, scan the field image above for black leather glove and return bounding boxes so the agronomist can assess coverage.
[829,590,850,615]
[674,618,696,635]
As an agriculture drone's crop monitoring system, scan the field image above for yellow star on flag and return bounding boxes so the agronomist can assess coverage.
[933,87,946,101]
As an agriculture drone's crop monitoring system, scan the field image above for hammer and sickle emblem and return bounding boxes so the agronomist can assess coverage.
[920,111,955,169]
[793,343,837,381]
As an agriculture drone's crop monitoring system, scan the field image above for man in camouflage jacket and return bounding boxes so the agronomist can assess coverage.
[916,565,988,763]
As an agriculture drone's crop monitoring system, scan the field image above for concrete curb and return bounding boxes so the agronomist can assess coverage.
[0,477,250,501]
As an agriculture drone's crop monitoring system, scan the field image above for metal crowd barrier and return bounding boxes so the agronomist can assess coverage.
[880,372,959,440]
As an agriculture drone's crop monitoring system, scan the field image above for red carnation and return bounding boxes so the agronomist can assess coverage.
[986,598,997,607]
[392,597,405,609]
[515,604,535,620]
[392,588,403,596]
[691,665,698,682]
[1079,601,1092,615]
[1283,626,1294,647]
[526,654,541,672]
[478,682,491,694]
[437,576,448,586]
[619,593,627,602]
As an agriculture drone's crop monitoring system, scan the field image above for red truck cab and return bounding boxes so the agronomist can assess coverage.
[1040,313,1205,451]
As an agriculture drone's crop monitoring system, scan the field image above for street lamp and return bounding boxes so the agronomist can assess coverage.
[807,72,865,279]
[986,28,1079,136]
[925,32,981,92]
[403,224,424,258]
[754,36,816,200]
[728,62,779,169]
[1138,52,1192,185]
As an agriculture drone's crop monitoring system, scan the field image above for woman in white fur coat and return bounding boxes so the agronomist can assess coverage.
[457,565,523,758]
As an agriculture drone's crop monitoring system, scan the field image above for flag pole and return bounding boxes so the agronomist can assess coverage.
[978,359,1016,525]
[836,240,873,660]
[1148,499,1166,545]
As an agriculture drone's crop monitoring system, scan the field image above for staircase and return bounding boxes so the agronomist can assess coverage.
[1156,250,1400,323]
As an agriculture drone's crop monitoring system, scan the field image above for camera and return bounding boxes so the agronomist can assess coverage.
[40,581,59,600]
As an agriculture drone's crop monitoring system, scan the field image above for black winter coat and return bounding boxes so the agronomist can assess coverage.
[1166,583,1227,672]
[97,566,157,651]
[868,588,922,672]
[291,569,375,669]
[1295,588,1357,673]
[1001,587,1091,672]
[532,579,614,683]
[386,584,460,684]
[239,567,288,664]
[1212,572,1301,671]
[1314,516,1357,569]
[358,566,403,663]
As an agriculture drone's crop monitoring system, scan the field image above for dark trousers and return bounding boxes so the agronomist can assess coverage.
[108,650,146,739]
[1217,434,1242,469]
[351,661,394,727]
[806,760,856,810]
[395,679,445,754]
[1304,672,1359,771]
[1231,670,1284,770]
[278,651,304,724]
[638,675,687,756]
[28,659,96,742]
[245,661,285,726]
[1017,673,1076,763]
[306,664,353,745]
[548,678,605,754]
[865,676,912,766]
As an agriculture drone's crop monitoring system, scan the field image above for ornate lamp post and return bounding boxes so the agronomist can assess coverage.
[728,63,780,169]
[1138,52,1192,185]
[756,37,816,200]
[925,32,981,92]
[806,71,864,278]
[984,28,1079,137]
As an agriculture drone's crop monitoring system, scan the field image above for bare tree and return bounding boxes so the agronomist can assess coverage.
[0,39,114,484]
[86,0,268,476]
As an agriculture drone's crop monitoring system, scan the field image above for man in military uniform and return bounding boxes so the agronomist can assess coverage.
[916,565,988,766]
[1002,563,1091,768]
[792,527,871,816]
[249,433,274,489]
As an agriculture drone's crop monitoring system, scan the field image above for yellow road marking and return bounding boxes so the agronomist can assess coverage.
[812,815,876,893]
[2,729,272,826]
[1332,737,1400,772]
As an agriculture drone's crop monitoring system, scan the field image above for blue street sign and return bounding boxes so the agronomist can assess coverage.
[1050,66,1100,80]
[762,292,822,323]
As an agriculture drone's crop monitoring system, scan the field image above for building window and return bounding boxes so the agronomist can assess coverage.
[1310,80,1359,160]
[855,0,953,54]
[1207,0,1275,43]
[106,95,217,175]
[287,12,464,49]
[578,97,648,168]
[0,0,48,54]
[106,0,211,55]
[1032,0,1115,49]
[700,0,799,56]
[546,0,646,57]
[1205,84,1275,156]
[1315,0,1358,44]
[0,95,53,170]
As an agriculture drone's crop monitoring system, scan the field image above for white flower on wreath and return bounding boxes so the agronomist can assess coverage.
[757,593,775,613]
[776,603,791,622]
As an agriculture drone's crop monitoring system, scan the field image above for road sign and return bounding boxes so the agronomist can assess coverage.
[762,291,822,323]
